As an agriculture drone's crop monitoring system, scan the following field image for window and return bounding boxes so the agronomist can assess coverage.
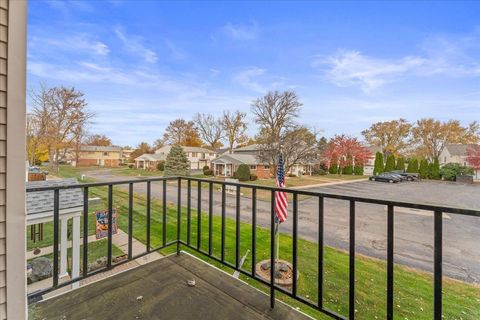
[444,156,447,163]
[264,165,270,169]
[209,153,214,156]
[191,152,197,157]
[103,152,109,156]
[250,165,257,170]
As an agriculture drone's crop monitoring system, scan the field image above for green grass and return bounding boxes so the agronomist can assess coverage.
[81,184,480,320]
[110,167,165,177]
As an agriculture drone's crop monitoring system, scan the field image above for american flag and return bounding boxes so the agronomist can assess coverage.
[275,154,288,223]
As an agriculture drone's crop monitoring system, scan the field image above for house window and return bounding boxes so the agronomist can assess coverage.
[191,152,197,157]
[103,152,109,156]
[250,165,257,170]
[444,156,447,163]
[264,165,270,169]
[209,153,214,156]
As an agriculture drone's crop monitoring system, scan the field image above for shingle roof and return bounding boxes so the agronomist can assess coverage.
[80,145,122,152]
[445,144,478,156]
[212,153,262,165]
[26,179,83,215]
[135,153,165,161]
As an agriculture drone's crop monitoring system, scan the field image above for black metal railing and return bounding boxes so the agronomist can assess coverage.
[26,176,480,320]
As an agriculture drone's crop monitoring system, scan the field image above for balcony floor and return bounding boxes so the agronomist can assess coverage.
[29,252,311,320]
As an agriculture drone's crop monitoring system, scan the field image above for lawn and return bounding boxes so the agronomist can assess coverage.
[109,167,164,177]
[80,184,480,320]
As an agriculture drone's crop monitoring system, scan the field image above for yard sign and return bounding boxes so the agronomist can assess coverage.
[95,208,118,239]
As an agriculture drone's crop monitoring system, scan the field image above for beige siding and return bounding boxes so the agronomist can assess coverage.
[0,1,7,317]
[4,0,27,319]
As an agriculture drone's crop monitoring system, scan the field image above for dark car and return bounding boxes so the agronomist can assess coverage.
[369,173,402,183]
[390,170,418,181]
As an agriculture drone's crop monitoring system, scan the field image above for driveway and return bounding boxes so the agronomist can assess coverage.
[85,169,480,283]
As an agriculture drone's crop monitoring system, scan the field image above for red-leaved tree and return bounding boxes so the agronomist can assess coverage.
[321,135,373,173]
[466,145,480,169]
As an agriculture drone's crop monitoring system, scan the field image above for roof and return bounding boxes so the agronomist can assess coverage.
[155,145,216,155]
[26,179,83,215]
[367,145,382,154]
[233,144,260,153]
[80,145,122,152]
[445,144,478,156]
[30,253,310,320]
[134,153,165,161]
[212,153,262,165]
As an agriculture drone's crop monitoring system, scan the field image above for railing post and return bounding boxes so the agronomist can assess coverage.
[270,190,276,309]
[146,181,151,253]
[434,211,443,320]
[162,179,167,247]
[53,189,60,287]
[251,188,257,277]
[292,192,298,297]
[197,181,202,250]
[128,183,133,260]
[208,182,213,255]
[187,179,191,246]
[107,185,113,268]
[177,177,181,255]
[349,200,355,319]
[387,205,394,320]
[221,184,226,262]
[235,185,240,269]
[318,196,324,309]
[83,187,89,277]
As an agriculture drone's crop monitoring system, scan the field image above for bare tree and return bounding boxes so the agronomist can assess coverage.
[280,126,318,172]
[153,138,165,150]
[222,110,248,153]
[31,85,93,171]
[252,90,303,171]
[194,113,223,150]
[85,134,112,146]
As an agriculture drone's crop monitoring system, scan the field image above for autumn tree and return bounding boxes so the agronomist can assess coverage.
[26,113,49,165]
[130,142,154,161]
[411,119,480,161]
[322,135,372,175]
[222,110,248,153]
[466,145,480,169]
[163,119,203,146]
[31,85,93,171]
[194,113,223,150]
[85,134,112,146]
[153,138,165,150]
[362,119,412,156]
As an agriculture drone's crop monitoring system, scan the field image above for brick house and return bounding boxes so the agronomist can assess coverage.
[70,146,123,167]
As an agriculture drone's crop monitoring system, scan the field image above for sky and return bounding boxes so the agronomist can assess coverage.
[27,1,480,147]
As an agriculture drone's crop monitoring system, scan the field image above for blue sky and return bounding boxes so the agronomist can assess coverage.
[27,1,480,147]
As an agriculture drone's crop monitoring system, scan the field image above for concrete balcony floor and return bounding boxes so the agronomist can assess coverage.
[29,252,311,320]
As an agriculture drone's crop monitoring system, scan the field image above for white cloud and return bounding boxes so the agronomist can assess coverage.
[315,32,480,93]
[164,39,187,60]
[30,34,110,56]
[114,27,158,63]
[233,67,266,93]
[221,21,259,40]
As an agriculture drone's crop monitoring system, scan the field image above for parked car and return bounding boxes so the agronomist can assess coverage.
[369,173,402,183]
[390,170,418,181]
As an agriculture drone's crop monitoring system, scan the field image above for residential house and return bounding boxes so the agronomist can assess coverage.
[69,146,123,167]
[121,148,135,164]
[363,146,382,175]
[135,145,217,170]
[212,144,314,178]
[439,144,479,180]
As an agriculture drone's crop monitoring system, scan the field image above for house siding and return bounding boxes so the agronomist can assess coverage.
[5,1,28,319]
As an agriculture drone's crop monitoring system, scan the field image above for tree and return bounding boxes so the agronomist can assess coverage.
[31,85,93,171]
[222,110,248,153]
[440,163,474,181]
[384,154,396,172]
[396,157,405,171]
[236,164,251,181]
[163,119,203,146]
[130,142,153,161]
[430,157,440,180]
[164,144,190,176]
[411,118,480,161]
[26,113,49,165]
[153,138,165,150]
[194,113,224,150]
[322,135,372,175]
[85,134,112,146]
[373,152,384,175]
[466,145,480,169]
[277,126,319,173]
[362,119,412,156]
[406,159,419,173]
[252,90,303,172]
[419,159,429,179]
